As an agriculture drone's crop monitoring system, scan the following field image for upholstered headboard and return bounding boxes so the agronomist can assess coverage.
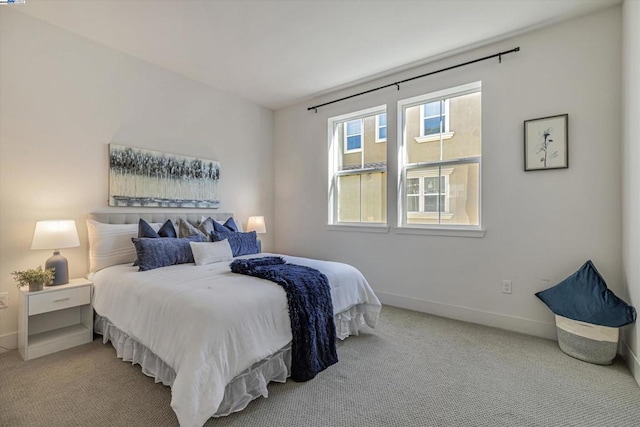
[88,211,235,226]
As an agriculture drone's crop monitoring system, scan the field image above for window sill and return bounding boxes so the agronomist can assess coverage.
[414,132,454,143]
[327,224,390,233]
[395,226,486,238]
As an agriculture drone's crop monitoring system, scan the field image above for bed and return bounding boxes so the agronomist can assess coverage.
[86,212,381,427]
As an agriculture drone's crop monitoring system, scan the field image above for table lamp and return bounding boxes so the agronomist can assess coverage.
[31,220,80,286]
[246,216,266,234]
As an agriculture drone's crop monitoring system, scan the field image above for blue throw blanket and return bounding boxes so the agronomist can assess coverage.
[230,257,338,382]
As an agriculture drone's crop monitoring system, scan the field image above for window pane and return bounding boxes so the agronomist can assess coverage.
[407,195,419,212]
[407,178,419,195]
[424,195,439,212]
[337,174,361,222]
[423,195,446,212]
[378,113,386,126]
[347,135,361,151]
[330,108,387,225]
[423,117,441,135]
[337,172,386,223]
[424,176,440,195]
[405,163,479,226]
[379,126,387,140]
[405,91,481,164]
[424,101,441,117]
[346,120,361,135]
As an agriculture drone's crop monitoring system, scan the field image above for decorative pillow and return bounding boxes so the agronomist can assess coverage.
[211,219,231,233]
[138,219,160,238]
[211,231,260,257]
[157,219,177,238]
[189,240,233,266]
[535,260,637,327]
[87,219,146,272]
[138,219,176,238]
[134,219,178,266]
[177,218,210,240]
[223,217,239,232]
[196,217,216,236]
[132,235,203,271]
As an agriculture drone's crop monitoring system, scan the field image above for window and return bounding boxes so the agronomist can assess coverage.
[344,119,362,153]
[329,106,387,225]
[399,82,481,227]
[375,113,387,142]
[420,100,449,136]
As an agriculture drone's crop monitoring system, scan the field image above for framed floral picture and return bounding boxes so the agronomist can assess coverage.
[524,114,568,171]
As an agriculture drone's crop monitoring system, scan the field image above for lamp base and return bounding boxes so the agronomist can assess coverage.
[45,251,69,286]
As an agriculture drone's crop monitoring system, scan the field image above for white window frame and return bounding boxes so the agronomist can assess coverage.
[398,81,482,231]
[375,113,387,143]
[343,118,363,153]
[328,105,388,227]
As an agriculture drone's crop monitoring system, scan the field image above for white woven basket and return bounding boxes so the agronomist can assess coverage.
[555,315,618,365]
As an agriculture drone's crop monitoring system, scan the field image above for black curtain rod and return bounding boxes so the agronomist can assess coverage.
[308,47,520,112]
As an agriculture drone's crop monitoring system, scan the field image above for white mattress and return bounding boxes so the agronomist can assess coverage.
[90,253,381,427]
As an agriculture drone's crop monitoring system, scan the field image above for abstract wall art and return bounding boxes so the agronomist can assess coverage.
[109,144,220,208]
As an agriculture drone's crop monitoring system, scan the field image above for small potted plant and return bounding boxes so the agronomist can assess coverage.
[11,266,55,292]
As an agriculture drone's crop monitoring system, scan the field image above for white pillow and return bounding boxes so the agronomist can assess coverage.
[87,219,161,272]
[189,240,233,266]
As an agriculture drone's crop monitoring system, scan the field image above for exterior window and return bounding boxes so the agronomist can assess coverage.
[399,82,481,227]
[329,106,387,225]
[420,100,449,136]
[344,119,362,153]
[375,113,387,142]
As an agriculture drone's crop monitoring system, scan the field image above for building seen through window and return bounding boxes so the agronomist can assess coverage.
[328,81,481,228]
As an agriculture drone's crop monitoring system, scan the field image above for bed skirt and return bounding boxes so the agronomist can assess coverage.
[94,304,370,417]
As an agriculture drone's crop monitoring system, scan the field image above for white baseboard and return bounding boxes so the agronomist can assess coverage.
[620,338,640,387]
[0,331,17,354]
[376,291,557,340]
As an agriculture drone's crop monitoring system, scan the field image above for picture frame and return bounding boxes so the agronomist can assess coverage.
[108,144,220,208]
[524,114,568,171]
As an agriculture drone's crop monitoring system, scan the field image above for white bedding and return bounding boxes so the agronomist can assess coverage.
[90,253,381,427]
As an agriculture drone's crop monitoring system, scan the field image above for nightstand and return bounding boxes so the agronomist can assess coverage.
[17,278,93,361]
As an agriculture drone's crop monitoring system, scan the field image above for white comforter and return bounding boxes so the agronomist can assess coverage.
[90,253,381,427]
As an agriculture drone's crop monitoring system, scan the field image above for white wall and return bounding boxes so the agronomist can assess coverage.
[274,7,623,340]
[0,9,274,349]
[621,0,640,385]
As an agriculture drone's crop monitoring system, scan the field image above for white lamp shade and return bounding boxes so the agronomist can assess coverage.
[31,220,80,250]
[246,216,266,234]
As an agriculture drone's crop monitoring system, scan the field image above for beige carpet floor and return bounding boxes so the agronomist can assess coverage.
[1,306,639,427]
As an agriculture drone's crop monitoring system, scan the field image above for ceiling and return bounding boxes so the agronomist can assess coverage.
[14,0,620,110]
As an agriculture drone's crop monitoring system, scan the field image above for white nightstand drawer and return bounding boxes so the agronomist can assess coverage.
[28,286,91,316]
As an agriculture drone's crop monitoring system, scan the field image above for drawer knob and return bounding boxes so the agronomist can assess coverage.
[53,297,71,303]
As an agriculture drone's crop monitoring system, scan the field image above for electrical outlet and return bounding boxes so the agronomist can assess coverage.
[0,292,8,309]
[502,280,512,294]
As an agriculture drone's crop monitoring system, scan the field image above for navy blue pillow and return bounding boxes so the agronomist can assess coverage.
[138,219,160,238]
[138,219,176,238]
[210,217,239,233]
[535,260,637,327]
[158,220,177,238]
[211,219,230,233]
[134,220,177,266]
[132,235,202,271]
[211,231,259,257]
[223,217,239,232]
